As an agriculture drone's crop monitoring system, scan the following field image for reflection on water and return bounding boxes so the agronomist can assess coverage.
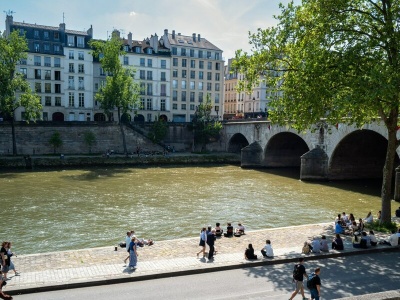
[1,165,397,254]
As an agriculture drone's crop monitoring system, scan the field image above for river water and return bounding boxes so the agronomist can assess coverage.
[1,165,398,255]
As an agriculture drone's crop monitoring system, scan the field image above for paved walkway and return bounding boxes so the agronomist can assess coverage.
[3,222,399,297]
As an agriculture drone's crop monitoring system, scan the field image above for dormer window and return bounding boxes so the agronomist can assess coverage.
[68,35,75,47]
[124,45,129,52]
[135,47,141,53]
[147,48,153,54]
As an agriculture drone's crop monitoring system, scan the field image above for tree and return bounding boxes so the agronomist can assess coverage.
[148,116,168,144]
[0,30,42,155]
[191,94,222,152]
[49,131,63,154]
[84,131,96,154]
[89,35,140,156]
[233,0,400,223]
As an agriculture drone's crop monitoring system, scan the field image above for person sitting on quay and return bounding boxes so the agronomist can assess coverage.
[358,218,365,233]
[302,241,311,254]
[369,230,378,246]
[335,221,345,235]
[214,222,223,237]
[234,223,245,236]
[224,223,234,237]
[364,211,373,224]
[320,235,329,252]
[352,232,361,248]
[360,232,369,249]
[377,210,381,220]
[244,243,258,260]
[334,213,341,225]
[349,221,359,233]
[341,212,349,225]
[332,234,344,250]
[380,230,399,246]
[311,236,321,253]
[261,239,274,258]
[348,213,356,225]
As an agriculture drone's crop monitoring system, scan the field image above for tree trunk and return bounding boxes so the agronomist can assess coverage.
[11,116,17,156]
[380,126,398,223]
[118,108,127,156]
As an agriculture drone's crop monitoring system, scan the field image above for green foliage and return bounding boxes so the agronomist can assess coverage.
[234,0,400,223]
[191,94,222,151]
[83,131,96,153]
[148,117,168,144]
[0,30,42,155]
[366,220,398,234]
[49,131,63,154]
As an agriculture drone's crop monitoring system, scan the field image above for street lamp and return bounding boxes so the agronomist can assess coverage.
[252,97,255,118]
[215,105,219,120]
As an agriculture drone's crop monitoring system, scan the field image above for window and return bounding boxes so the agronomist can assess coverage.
[215,73,220,81]
[215,52,220,60]
[199,50,203,58]
[160,84,166,96]
[19,29,24,36]
[172,47,177,55]
[215,83,220,91]
[190,49,194,57]
[198,82,203,90]
[173,103,177,109]
[45,96,51,106]
[181,104,186,110]
[124,45,129,52]
[140,70,145,80]
[135,47,141,53]
[123,56,129,65]
[207,72,212,80]
[173,69,178,77]
[147,71,153,80]
[77,36,85,48]
[182,70,187,78]
[44,57,51,67]
[34,56,41,66]
[79,93,85,107]
[190,104,195,110]
[19,68,27,78]
[198,92,203,102]
[55,97,61,106]
[182,59,187,67]
[146,99,152,110]
[54,32,59,40]
[100,67,106,76]
[33,43,40,52]
[34,30,39,38]
[43,43,50,52]
[68,76,74,89]
[45,82,51,93]
[45,70,51,80]
[161,72,166,81]
[181,80,186,89]
[173,90,178,101]
[69,50,74,59]
[147,83,153,95]
[181,48,186,56]
[68,35,75,47]
[69,63,75,73]
[181,91,186,102]
[190,70,195,79]
[69,92,75,107]
[140,58,145,66]
[44,31,49,39]
[173,58,178,67]
[147,59,152,67]
[190,81,195,90]
[161,99,166,111]
[207,82,212,91]
[78,64,84,73]
[55,84,61,94]
[207,62,212,70]
[54,57,61,67]
[199,71,204,80]
[140,98,145,109]
[190,60,195,68]
[161,60,166,69]
[35,69,41,79]
[207,51,211,58]
[35,82,41,93]
[78,52,84,60]
[54,45,60,54]
[190,92,195,102]
[199,61,204,69]
[55,71,61,80]
[140,83,146,95]
[20,58,27,65]
[216,62,221,70]
[95,83,99,90]
[78,77,84,90]
[215,93,220,103]
[172,80,178,89]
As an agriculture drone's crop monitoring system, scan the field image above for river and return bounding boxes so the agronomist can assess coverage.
[1,165,398,254]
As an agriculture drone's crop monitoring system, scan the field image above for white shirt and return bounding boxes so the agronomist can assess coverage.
[263,244,274,257]
[389,233,398,246]
[125,235,131,251]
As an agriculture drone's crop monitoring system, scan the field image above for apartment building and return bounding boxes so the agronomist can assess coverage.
[5,15,94,121]
[160,29,224,122]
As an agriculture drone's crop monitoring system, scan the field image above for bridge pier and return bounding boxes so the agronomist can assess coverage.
[300,146,329,181]
[241,141,263,168]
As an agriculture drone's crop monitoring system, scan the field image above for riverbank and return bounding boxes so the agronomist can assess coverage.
[0,152,241,170]
[4,222,400,297]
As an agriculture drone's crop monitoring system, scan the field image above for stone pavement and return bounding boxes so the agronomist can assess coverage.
[3,222,399,297]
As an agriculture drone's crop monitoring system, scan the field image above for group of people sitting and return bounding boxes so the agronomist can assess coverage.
[334,211,376,236]
[244,239,274,260]
[216,222,246,238]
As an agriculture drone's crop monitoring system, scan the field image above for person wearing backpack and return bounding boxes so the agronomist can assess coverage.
[307,267,321,300]
[289,257,308,300]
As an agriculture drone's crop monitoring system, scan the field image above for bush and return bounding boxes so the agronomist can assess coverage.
[365,220,398,233]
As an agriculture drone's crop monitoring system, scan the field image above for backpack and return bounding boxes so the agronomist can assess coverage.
[307,273,316,289]
[293,264,301,280]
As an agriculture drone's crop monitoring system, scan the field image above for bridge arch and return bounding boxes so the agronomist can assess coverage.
[228,133,249,153]
[329,129,400,179]
[264,132,310,167]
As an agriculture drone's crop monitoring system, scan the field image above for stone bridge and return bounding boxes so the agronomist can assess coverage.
[223,120,400,183]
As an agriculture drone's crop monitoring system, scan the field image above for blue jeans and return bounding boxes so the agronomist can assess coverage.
[310,288,319,300]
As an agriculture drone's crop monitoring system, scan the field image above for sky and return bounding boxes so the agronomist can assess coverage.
[1,0,294,60]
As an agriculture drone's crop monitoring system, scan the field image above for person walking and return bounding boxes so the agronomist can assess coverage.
[196,227,207,258]
[5,243,18,276]
[206,229,216,260]
[128,237,138,269]
[289,257,308,300]
[308,267,322,300]
[123,231,132,265]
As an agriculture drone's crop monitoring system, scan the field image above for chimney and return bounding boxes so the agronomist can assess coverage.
[172,30,175,39]
[5,15,13,36]
[87,25,93,37]
[192,33,196,42]
[198,34,201,41]
[164,29,168,36]
[59,23,66,32]
[128,32,132,47]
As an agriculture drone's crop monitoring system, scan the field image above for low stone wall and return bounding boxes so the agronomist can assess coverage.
[0,153,241,170]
